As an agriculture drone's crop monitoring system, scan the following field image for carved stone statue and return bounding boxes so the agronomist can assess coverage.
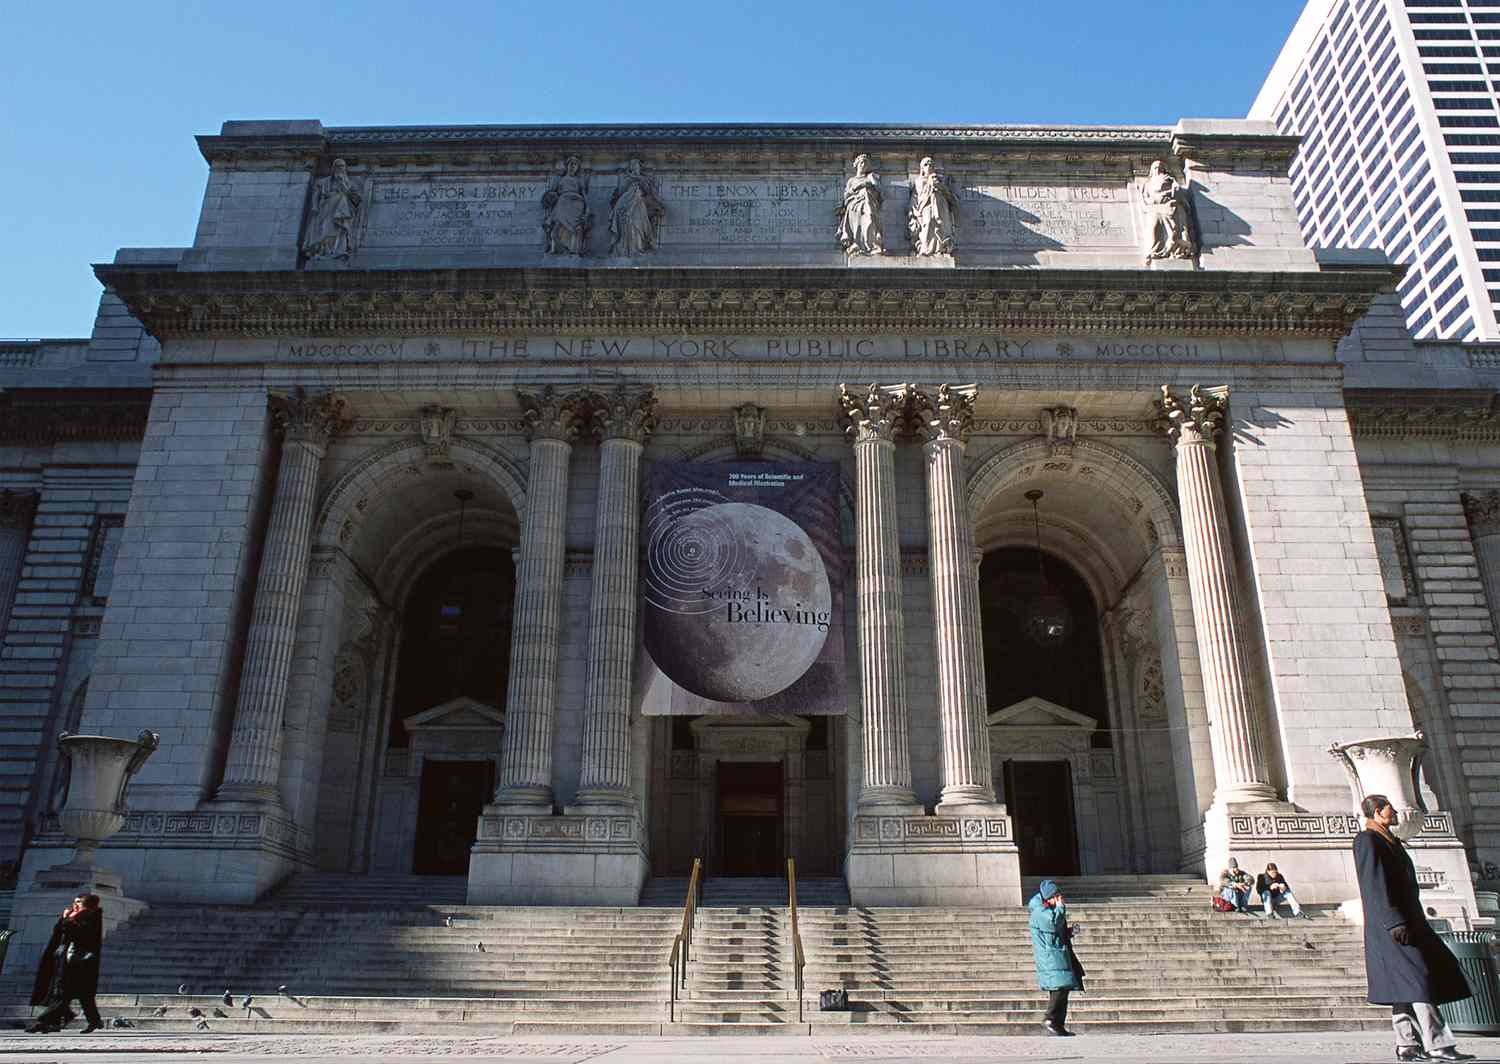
[303,159,365,263]
[609,159,665,257]
[1141,160,1196,262]
[836,154,884,255]
[542,156,591,256]
[907,157,958,256]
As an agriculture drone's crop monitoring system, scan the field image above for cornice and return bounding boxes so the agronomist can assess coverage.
[0,389,153,446]
[1346,388,1500,441]
[197,124,1178,164]
[95,265,1399,341]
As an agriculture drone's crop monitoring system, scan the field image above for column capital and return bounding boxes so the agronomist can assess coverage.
[912,383,978,445]
[518,386,588,443]
[838,383,911,445]
[0,489,38,530]
[589,387,657,444]
[1464,490,1500,539]
[1156,384,1225,447]
[271,388,352,447]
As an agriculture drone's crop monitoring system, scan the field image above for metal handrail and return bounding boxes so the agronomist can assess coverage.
[787,857,805,1023]
[668,857,702,1023]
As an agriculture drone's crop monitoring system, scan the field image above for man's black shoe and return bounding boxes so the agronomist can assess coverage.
[1396,1049,1430,1062]
[1427,1050,1475,1061]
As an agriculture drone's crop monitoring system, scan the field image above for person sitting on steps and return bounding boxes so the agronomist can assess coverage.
[1257,862,1308,919]
[1218,858,1256,914]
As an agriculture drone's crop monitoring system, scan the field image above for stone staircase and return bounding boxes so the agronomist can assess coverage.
[0,873,1387,1035]
[265,872,469,908]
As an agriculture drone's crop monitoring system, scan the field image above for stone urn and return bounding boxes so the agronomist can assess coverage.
[41,730,159,891]
[1328,730,1428,841]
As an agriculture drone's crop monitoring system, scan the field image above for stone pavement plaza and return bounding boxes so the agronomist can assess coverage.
[0,1032,1489,1063]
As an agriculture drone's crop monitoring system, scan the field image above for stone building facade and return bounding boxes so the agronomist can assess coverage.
[0,118,1488,920]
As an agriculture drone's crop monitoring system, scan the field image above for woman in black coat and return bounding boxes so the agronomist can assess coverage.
[28,893,104,1033]
[1355,794,1473,1062]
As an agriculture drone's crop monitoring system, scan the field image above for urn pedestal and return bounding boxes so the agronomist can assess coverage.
[7,732,158,976]
[1328,731,1480,926]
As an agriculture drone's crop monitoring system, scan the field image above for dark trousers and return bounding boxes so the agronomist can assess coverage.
[36,992,101,1030]
[1045,989,1070,1028]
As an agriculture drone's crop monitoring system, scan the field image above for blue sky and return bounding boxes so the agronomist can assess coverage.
[3,1,1306,338]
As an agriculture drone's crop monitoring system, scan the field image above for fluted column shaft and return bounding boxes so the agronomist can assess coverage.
[0,491,38,639]
[495,388,586,809]
[1158,385,1275,804]
[219,390,350,801]
[915,384,997,810]
[575,389,656,808]
[839,384,920,810]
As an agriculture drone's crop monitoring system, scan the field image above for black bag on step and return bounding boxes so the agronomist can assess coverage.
[819,988,849,1011]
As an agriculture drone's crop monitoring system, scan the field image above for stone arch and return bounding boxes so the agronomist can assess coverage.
[314,436,528,551]
[977,513,1127,609]
[378,508,520,610]
[966,437,1181,550]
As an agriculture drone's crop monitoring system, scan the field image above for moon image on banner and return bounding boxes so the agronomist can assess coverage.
[643,501,832,703]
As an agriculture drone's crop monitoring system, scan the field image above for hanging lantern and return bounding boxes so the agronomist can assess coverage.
[1023,490,1073,648]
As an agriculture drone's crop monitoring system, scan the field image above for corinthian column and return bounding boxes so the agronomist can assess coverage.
[572,388,656,810]
[839,383,921,812]
[218,389,350,802]
[1157,385,1276,804]
[914,384,998,811]
[0,490,38,638]
[1463,491,1500,642]
[494,387,587,810]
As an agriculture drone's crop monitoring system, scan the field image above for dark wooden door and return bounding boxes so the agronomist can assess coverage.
[414,760,493,875]
[1004,759,1080,876]
[717,761,784,876]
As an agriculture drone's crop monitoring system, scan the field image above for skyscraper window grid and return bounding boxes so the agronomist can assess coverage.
[1253,0,1500,340]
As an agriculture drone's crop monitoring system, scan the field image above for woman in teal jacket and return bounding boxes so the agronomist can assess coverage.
[1028,879,1085,1036]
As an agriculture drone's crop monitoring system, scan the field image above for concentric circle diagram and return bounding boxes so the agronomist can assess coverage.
[643,500,831,703]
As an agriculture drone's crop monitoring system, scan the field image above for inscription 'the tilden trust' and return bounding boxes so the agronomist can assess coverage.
[275,336,1210,360]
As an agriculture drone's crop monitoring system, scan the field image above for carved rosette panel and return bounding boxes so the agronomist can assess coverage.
[911,384,978,445]
[1156,384,1225,448]
[272,388,353,447]
[518,387,588,443]
[588,388,657,444]
[838,383,911,445]
[1464,490,1500,539]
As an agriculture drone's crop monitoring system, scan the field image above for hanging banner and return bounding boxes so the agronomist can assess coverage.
[640,460,846,715]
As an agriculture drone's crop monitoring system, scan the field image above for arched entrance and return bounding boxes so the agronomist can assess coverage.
[970,436,1201,876]
[297,441,523,875]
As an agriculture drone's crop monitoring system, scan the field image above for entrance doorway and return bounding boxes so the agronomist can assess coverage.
[413,760,494,875]
[717,761,783,875]
[1004,760,1079,876]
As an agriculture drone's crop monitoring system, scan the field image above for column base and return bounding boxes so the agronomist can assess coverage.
[490,785,555,814]
[468,807,647,905]
[564,789,637,815]
[212,781,283,805]
[845,809,1020,907]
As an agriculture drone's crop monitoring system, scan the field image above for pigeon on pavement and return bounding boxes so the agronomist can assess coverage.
[195,1018,210,1031]
[242,996,254,1011]
[177,984,188,995]
[151,1006,169,1017]
[187,1007,203,1018]
[221,990,232,1006]
[212,1008,228,1019]
[475,941,485,952]
[277,985,288,996]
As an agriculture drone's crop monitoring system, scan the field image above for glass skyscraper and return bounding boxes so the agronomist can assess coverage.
[1252,0,1500,340]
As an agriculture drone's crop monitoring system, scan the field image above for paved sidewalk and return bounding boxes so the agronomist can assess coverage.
[0,1031,1494,1063]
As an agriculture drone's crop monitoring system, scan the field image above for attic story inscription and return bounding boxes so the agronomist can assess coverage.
[276,337,1206,360]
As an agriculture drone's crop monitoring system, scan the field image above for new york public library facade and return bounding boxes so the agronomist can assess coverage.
[5,117,1497,934]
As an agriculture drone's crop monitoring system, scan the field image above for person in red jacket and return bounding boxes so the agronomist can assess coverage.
[28,894,104,1034]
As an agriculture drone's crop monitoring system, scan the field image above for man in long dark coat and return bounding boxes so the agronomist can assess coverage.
[28,893,104,1033]
[1355,794,1473,1062]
